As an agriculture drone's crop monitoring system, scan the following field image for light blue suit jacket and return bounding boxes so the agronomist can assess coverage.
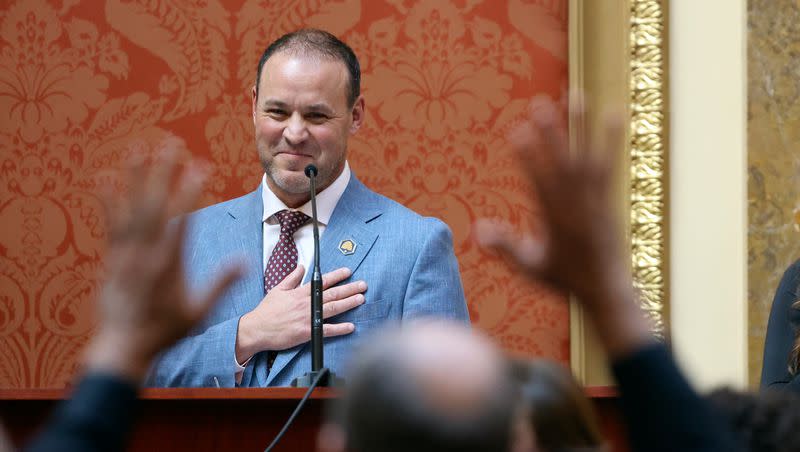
[146,175,469,387]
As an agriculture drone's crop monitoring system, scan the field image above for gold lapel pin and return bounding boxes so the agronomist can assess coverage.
[338,239,357,255]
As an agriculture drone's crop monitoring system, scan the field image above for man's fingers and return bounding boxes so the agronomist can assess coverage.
[473,218,514,249]
[99,181,128,242]
[533,110,569,169]
[322,322,355,338]
[513,234,548,272]
[159,169,205,272]
[126,156,147,210]
[167,164,207,219]
[473,219,547,274]
[322,294,366,319]
[569,91,588,158]
[512,98,567,200]
[145,147,182,214]
[598,108,625,175]
[322,280,367,303]
[509,121,550,202]
[509,121,539,171]
[321,267,353,290]
[528,97,570,176]
[135,150,180,240]
[275,264,305,290]
[473,219,524,264]
[162,214,190,269]
[191,264,244,325]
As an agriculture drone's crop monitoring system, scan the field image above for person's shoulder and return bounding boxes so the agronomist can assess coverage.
[353,180,450,234]
[187,188,260,221]
[774,258,800,325]
[787,259,800,275]
[781,258,800,296]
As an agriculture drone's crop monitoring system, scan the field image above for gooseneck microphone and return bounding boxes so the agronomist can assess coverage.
[291,164,333,387]
[266,165,339,449]
[305,164,324,373]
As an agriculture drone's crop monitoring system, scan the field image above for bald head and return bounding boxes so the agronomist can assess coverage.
[391,322,506,417]
[326,321,516,452]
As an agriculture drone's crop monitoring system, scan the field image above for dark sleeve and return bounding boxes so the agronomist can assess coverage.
[784,376,800,393]
[611,343,742,452]
[25,373,139,452]
[760,259,800,391]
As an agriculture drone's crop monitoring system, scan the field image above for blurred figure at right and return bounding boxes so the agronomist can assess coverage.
[510,359,606,452]
[473,94,744,452]
[760,259,800,392]
[707,387,800,452]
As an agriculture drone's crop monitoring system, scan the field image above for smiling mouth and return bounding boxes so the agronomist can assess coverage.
[276,151,312,158]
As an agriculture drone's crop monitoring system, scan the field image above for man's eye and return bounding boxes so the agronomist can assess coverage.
[306,113,327,121]
[267,109,287,117]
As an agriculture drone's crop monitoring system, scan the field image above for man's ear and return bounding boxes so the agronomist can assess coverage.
[316,423,346,452]
[251,85,258,121]
[350,96,365,134]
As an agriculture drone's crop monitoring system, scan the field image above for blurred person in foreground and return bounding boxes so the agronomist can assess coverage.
[473,96,744,452]
[23,150,242,452]
[510,359,606,452]
[316,321,518,452]
[707,387,800,452]
[760,259,800,392]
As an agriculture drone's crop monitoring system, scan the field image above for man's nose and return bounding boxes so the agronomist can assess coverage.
[283,112,309,145]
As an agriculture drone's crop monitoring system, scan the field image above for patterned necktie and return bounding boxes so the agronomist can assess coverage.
[264,209,311,292]
[262,209,310,375]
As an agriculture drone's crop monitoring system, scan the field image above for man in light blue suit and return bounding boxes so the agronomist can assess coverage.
[146,29,469,387]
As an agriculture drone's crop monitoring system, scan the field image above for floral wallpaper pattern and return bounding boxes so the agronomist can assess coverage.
[0,0,568,388]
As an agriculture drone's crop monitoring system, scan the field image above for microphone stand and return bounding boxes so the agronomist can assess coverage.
[292,164,339,387]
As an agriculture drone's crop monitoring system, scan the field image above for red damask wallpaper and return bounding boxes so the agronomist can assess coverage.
[0,0,568,389]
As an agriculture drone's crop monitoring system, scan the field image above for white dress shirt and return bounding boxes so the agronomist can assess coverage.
[234,162,351,377]
[261,162,351,280]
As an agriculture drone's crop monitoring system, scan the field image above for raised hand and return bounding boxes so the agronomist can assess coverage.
[474,95,652,356]
[86,149,243,381]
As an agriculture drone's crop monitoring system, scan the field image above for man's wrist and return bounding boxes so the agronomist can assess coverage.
[235,313,260,363]
[84,331,152,383]
[591,304,655,359]
[578,274,655,359]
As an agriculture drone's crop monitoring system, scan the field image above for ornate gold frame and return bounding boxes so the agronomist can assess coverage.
[569,0,669,384]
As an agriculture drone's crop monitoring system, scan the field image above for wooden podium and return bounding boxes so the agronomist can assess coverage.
[1,387,628,451]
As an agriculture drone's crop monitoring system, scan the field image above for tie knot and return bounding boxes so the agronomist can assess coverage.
[274,209,310,235]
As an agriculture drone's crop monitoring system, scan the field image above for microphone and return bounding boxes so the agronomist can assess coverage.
[304,164,318,178]
[292,164,335,387]
[305,164,323,373]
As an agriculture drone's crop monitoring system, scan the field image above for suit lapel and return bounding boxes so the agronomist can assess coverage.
[224,187,265,316]
[265,176,381,386]
[220,187,265,387]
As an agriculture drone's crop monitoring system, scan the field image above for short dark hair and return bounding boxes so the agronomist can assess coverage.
[707,387,800,452]
[510,359,605,452]
[254,28,361,107]
[335,351,517,452]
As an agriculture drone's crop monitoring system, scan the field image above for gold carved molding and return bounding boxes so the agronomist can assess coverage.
[569,0,668,383]
[628,0,668,339]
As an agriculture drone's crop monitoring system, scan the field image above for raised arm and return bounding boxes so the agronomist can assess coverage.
[26,150,241,451]
[474,95,741,452]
